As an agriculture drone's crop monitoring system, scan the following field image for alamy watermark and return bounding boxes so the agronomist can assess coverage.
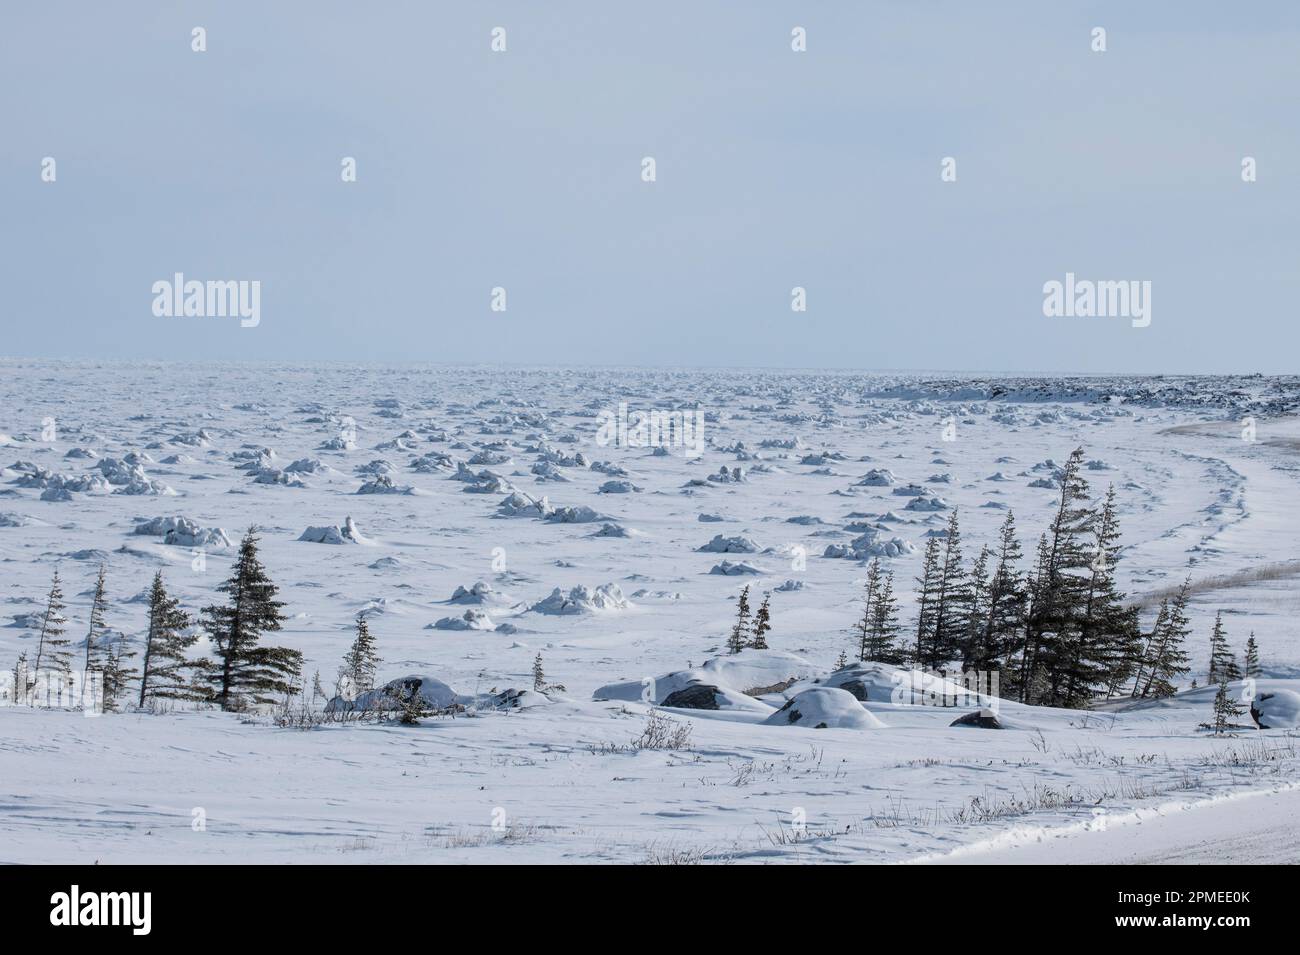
[596,402,705,458]
[1042,272,1150,328]
[152,273,260,327]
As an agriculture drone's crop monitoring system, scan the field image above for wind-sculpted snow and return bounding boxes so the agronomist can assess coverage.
[3,360,1300,863]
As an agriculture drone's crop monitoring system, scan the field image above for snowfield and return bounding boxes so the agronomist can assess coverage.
[2,360,1300,864]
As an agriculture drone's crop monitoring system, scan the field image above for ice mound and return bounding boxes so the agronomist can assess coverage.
[447,581,515,606]
[497,492,554,518]
[892,483,926,497]
[409,451,455,473]
[251,467,306,487]
[357,475,414,495]
[854,468,896,487]
[284,458,329,474]
[823,529,916,559]
[452,464,513,494]
[231,448,276,470]
[468,449,512,466]
[592,522,637,538]
[598,479,641,494]
[430,609,497,631]
[0,512,41,527]
[1250,689,1300,729]
[64,447,98,459]
[355,459,396,476]
[531,462,570,482]
[133,516,231,548]
[785,515,824,525]
[763,688,886,729]
[327,674,469,714]
[819,661,991,707]
[594,651,819,713]
[697,513,724,523]
[709,560,763,575]
[530,583,631,615]
[904,496,948,512]
[708,466,745,483]
[698,534,759,554]
[589,460,628,477]
[985,471,1011,482]
[774,579,805,592]
[298,516,369,544]
[96,457,175,495]
[545,505,607,524]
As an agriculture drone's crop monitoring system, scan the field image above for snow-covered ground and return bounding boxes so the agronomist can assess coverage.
[2,360,1298,864]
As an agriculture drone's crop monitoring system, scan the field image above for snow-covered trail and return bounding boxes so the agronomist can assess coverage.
[919,784,1300,865]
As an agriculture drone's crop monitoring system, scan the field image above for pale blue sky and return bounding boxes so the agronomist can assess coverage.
[2,1,1298,372]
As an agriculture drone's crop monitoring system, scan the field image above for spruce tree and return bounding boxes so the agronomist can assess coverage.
[914,537,942,668]
[866,571,906,664]
[982,511,1027,682]
[139,571,200,707]
[82,564,109,680]
[726,586,752,654]
[532,653,545,691]
[929,509,972,669]
[1138,579,1192,698]
[854,560,882,662]
[1244,633,1261,679]
[750,594,771,650]
[1208,611,1241,684]
[1068,486,1142,705]
[1208,674,1245,734]
[202,529,301,710]
[98,634,138,713]
[33,567,71,674]
[958,545,991,671]
[1024,449,1096,706]
[340,613,381,695]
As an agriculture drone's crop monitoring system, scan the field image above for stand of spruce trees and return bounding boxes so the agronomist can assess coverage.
[844,447,1223,709]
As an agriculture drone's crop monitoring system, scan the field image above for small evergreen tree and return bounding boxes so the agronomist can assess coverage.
[750,594,772,649]
[532,653,545,691]
[726,586,752,654]
[34,567,71,673]
[1207,674,1245,734]
[1207,611,1241,684]
[1138,579,1192,699]
[98,634,138,713]
[914,538,942,668]
[203,529,302,710]
[834,649,849,670]
[12,652,30,706]
[929,509,972,669]
[1244,633,1261,679]
[853,560,882,662]
[82,564,109,679]
[340,613,381,695]
[866,571,906,664]
[138,572,200,707]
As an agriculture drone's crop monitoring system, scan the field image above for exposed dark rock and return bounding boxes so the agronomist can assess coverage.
[661,683,722,710]
[950,708,1004,729]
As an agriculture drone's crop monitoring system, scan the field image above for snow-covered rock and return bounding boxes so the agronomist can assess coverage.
[698,534,759,554]
[1250,689,1300,729]
[298,516,368,544]
[762,688,886,729]
[530,583,630,614]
